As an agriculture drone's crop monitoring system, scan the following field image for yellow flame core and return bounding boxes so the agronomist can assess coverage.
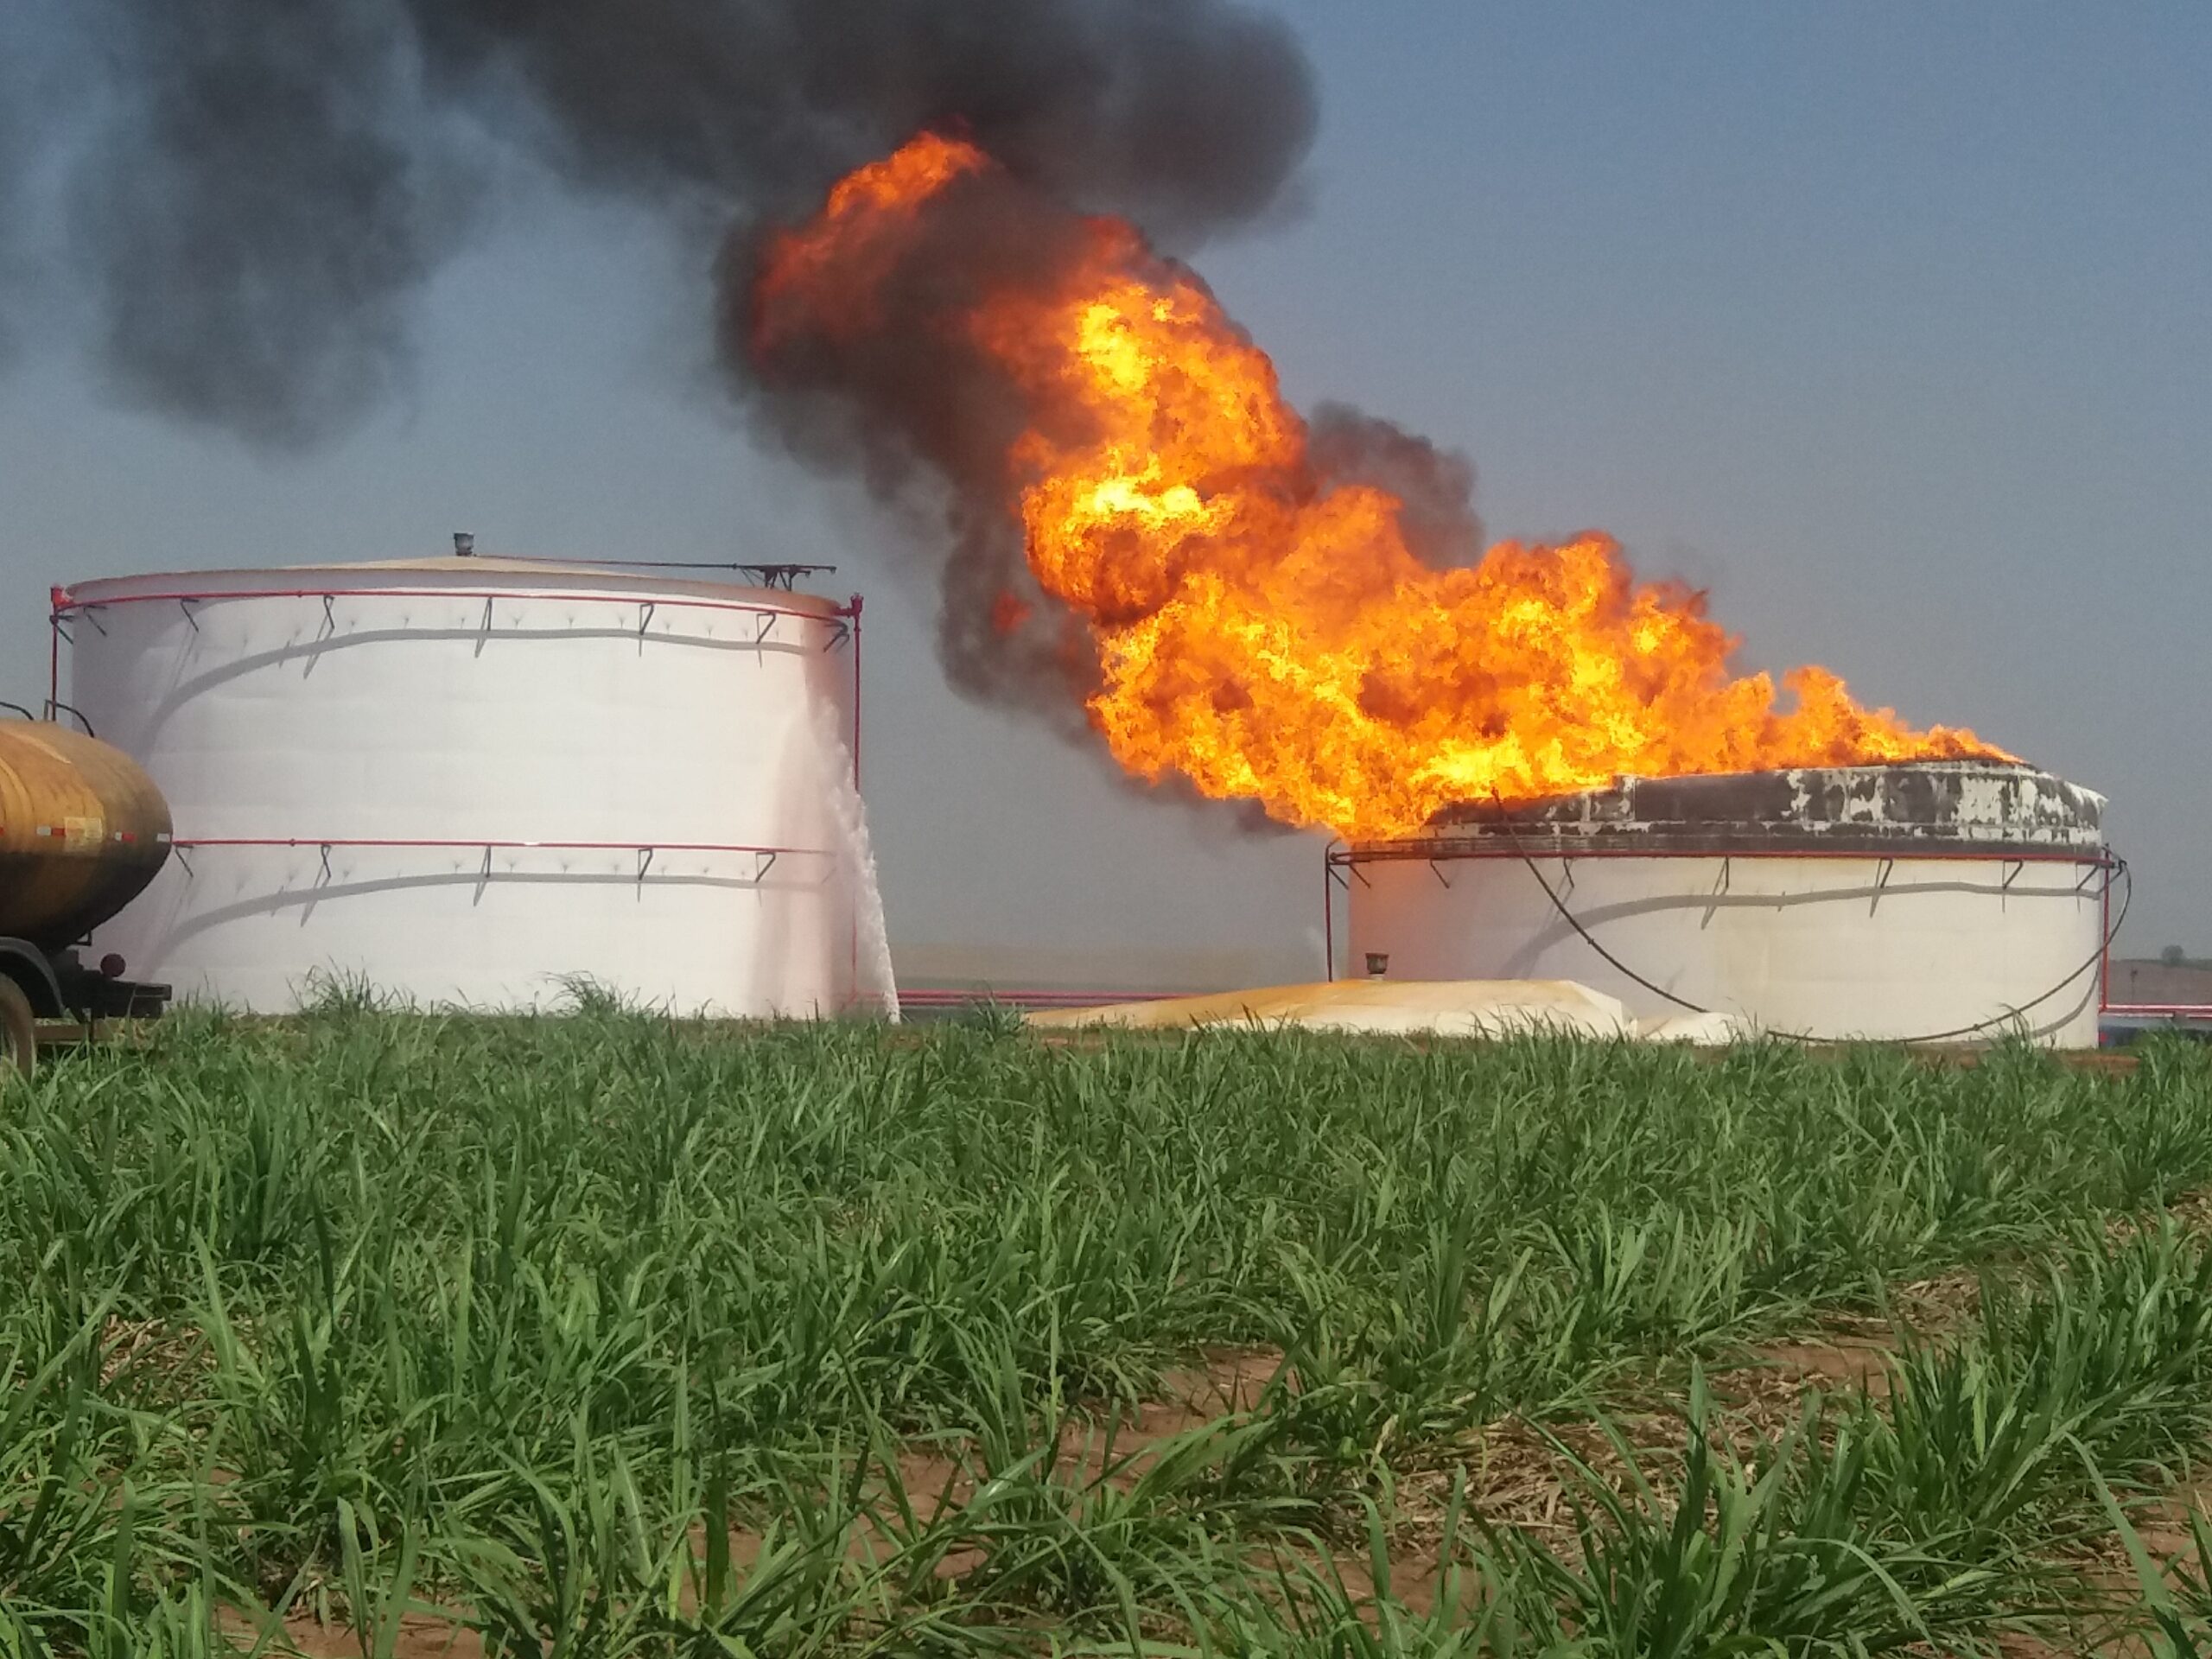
[757,136,2012,841]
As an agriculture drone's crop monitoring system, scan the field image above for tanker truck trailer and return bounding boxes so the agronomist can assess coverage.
[0,718,173,1073]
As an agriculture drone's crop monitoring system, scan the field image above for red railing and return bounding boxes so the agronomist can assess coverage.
[168,836,830,856]
[51,583,854,627]
[163,836,838,887]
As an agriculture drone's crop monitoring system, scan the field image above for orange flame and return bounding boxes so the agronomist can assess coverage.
[755,134,2010,841]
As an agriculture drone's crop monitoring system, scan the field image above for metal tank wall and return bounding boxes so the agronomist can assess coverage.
[61,561,896,1017]
[1341,764,2113,1047]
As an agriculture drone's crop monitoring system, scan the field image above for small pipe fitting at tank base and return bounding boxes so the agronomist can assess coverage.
[1365,951,1389,979]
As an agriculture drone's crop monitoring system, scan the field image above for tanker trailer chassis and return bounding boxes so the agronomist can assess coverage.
[0,719,177,1075]
[0,940,170,1074]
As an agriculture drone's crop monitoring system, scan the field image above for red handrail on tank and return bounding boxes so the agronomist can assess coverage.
[52,585,858,627]
[847,594,865,1005]
[168,836,831,855]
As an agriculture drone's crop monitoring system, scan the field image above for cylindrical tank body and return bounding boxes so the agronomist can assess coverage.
[63,558,896,1017]
[1344,763,2110,1046]
[0,722,174,948]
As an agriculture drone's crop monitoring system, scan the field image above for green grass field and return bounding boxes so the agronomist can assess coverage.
[7,1002,2212,1655]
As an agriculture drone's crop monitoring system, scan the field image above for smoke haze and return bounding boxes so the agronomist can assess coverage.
[34,0,1316,447]
[0,35,28,368]
[70,0,459,447]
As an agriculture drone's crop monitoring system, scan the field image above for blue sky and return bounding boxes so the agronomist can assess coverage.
[2,1,2204,978]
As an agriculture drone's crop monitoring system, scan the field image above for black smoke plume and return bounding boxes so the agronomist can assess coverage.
[405,0,1316,239]
[56,0,1317,447]
[71,0,457,447]
[0,49,26,367]
[44,0,1323,785]
[1309,404,1485,572]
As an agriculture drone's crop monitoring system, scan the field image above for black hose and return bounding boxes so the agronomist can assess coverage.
[40,702,96,739]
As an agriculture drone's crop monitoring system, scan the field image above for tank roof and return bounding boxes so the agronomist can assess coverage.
[309,555,622,575]
[1371,760,2106,858]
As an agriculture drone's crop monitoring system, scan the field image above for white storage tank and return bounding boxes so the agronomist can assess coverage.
[56,553,898,1018]
[1339,762,2112,1047]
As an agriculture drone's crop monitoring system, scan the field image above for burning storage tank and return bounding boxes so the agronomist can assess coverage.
[1340,761,2113,1047]
[57,553,896,1017]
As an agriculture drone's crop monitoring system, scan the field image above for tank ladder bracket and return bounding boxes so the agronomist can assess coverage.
[318,843,334,885]
[753,613,779,647]
[821,620,852,652]
[178,598,200,633]
[318,595,337,640]
[636,847,654,882]
[637,602,656,638]
[1869,857,1896,915]
[1699,855,1731,927]
[1427,859,1452,890]
[753,849,779,884]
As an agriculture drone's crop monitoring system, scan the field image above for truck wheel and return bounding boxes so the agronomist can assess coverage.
[0,976,33,1078]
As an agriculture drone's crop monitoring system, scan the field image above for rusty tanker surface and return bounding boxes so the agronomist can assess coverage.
[0,723,172,948]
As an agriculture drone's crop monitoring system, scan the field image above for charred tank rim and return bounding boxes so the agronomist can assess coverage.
[1354,760,2106,859]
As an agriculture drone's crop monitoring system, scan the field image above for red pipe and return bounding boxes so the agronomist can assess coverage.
[2101,860,2113,1009]
[46,588,64,718]
[846,594,863,793]
[52,585,839,628]
[170,836,829,856]
[846,594,863,1006]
